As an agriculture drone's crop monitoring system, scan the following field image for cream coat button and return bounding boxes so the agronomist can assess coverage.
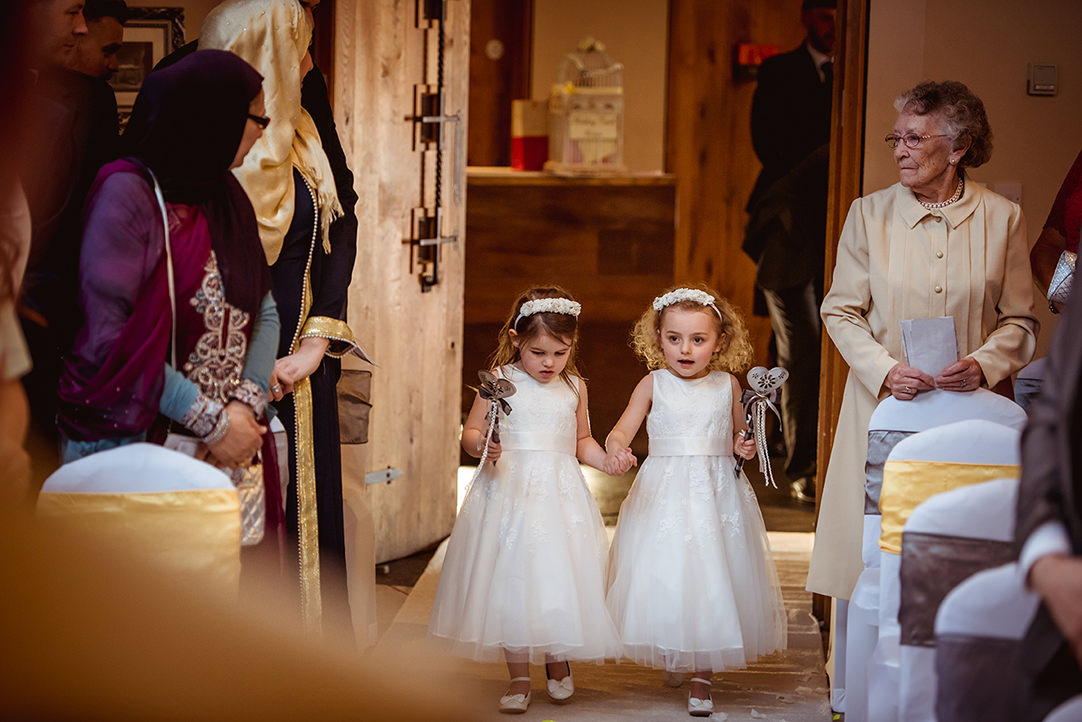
[935,285,943,293]
[936,251,944,259]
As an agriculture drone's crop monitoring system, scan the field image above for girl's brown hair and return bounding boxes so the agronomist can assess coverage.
[489,285,583,387]
[630,283,754,374]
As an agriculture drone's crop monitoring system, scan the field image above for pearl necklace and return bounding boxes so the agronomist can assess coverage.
[918,176,964,210]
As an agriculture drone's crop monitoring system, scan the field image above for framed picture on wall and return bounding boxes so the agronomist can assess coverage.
[109,7,185,124]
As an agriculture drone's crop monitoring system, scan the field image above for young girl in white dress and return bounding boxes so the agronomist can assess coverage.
[429,287,625,714]
[604,285,788,717]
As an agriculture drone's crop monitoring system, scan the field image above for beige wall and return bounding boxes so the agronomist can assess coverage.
[531,0,668,172]
[865,0,1082,354]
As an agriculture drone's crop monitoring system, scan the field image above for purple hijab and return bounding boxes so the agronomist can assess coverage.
[123,49,270,314]
[58,50,270,440]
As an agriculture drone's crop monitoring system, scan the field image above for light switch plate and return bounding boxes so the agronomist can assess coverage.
[1028,64,1057,96]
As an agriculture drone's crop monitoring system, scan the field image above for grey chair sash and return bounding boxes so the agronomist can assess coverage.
[865,429,912,512]
[935,635,1021,722]
[899,531,1016,646]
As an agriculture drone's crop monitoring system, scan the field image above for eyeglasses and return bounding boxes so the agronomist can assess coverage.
[247,113,271,129]
[884,133,950,149]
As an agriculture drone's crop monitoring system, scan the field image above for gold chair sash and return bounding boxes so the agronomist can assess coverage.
[878,460,1018,553]
[37,489,242,591]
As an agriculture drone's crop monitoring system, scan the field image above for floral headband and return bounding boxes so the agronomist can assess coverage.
[652,288,723,322]
[513,297,582,328]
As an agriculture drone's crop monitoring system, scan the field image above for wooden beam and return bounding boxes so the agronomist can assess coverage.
[813,0,869,624]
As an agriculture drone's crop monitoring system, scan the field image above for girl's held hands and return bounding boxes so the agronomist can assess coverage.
[734,433,756,460]
[603,446,637,476]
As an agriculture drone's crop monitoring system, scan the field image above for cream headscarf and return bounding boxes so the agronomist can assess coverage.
[201,0,343,264]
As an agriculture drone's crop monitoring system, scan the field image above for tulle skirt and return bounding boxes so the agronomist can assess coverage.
[606,455,787,672]
[428,449,621,663]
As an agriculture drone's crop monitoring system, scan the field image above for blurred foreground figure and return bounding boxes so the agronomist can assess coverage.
[0,502,477,721]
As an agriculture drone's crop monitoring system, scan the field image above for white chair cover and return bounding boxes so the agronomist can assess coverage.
[38,443,241,592]
[843,392,1025,722]
[1045,695,1082,722]
[934,563,1040,722]
[899,477,1021,722]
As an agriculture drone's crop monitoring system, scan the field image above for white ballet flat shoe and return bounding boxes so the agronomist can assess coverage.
[687,676,713,717]
[498,677,532,714]
[546,670,574,701]
[662,669,686,687]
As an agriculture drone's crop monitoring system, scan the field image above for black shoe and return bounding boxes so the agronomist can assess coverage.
[791,477,815,505]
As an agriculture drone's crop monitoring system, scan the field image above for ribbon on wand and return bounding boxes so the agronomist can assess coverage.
[473,370,516,473]
[734,365,789,487]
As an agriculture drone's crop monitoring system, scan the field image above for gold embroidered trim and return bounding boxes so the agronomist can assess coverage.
[294,375,322,631]
[299,316,358,358]
[184,252,249,404]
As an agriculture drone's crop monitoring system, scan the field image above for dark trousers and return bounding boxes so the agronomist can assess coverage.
[761,280,821,482]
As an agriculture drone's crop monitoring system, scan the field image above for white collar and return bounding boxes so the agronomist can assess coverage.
[805,42,833,81]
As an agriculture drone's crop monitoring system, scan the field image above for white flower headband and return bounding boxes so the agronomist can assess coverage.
[513,297,582,328]
[652,288,723,322]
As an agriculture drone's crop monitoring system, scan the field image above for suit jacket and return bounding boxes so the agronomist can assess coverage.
[1015,280,1082,721]
[746,44,831,288]
[748,44,831,212]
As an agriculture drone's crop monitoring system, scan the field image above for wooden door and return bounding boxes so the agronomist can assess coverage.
[334,0,469,563]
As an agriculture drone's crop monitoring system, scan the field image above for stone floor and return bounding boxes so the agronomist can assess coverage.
[370,457,831,721]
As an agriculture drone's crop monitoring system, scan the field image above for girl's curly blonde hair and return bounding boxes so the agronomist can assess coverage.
[630,283,754,374]
[489,285,583,387]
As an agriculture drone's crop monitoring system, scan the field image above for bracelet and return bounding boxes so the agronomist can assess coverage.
[202,409,231,446]
[228,379,266,417]
[180,394,224,438]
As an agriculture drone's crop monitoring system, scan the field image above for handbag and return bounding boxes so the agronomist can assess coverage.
[1048,249,1076,307]
[338,368,372,444]
[149,165,265,547]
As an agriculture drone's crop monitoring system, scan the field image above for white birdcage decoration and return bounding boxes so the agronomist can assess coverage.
[545,37,625,174]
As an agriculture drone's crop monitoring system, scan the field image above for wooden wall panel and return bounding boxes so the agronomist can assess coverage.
[467,0,532,166]
[335,0,469,564]
[464,170,676,456]
[666,0,807,367]
[812,0,868,622]
[817,0,868,502]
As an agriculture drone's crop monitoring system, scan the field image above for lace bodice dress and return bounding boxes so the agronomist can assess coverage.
[606,370,787,672]
[429,365,620,663]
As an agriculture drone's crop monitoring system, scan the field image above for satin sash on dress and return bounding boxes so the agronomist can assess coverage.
[502,431,576,456]
[649,436,731,457]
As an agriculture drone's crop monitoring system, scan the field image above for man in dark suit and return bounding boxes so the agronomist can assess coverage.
[745,0,835,504]
[1015,282,1082,720]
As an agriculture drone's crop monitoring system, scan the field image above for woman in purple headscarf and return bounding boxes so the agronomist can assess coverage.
[57,50,281,525]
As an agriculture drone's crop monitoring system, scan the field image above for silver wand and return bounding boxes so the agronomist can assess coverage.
[474,370,516,470]
[734,366,789,487]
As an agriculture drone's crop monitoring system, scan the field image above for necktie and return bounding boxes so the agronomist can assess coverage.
[821,60,834,89]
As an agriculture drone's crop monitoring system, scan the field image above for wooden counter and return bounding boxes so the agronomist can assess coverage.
[464,167,677,455]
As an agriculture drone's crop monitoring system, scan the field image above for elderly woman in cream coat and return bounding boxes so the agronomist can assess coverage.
[807,80,1038,602]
